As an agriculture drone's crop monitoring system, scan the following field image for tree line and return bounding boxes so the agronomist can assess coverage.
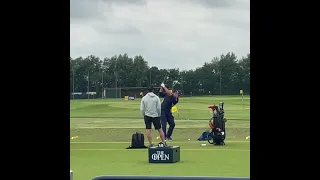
[70,52,250,97]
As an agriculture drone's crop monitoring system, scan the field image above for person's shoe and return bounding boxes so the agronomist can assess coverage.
[166,137,172,141]
[148,144,155,147]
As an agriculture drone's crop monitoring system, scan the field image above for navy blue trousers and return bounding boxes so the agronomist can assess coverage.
[160,110,175,138]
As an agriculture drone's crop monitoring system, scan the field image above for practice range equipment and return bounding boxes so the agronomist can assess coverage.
[126,132,147,149]
[148,142,180,163]
[207,102,227,145]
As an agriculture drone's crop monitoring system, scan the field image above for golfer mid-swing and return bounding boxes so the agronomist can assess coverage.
[140,85,167,147]
[159,83,182,141]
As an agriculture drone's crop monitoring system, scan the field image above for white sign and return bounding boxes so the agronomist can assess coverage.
[151,151,170,161]
[72,92,82,95]
[86,92,97,95]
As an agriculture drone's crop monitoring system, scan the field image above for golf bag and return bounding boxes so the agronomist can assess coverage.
[207,102,227,145]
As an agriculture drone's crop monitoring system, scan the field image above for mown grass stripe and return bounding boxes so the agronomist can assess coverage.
[70,141,249,144]
[70,148,249,152]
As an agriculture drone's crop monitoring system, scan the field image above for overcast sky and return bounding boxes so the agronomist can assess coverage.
[70,0,250,70]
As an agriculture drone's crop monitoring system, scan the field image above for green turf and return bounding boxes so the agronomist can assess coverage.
[70,119,249,141]
[70,96,250,180]
[71,142,250,180]
[70,95,250,120]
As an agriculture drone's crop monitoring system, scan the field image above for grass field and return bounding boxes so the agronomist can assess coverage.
[70,96,250,180]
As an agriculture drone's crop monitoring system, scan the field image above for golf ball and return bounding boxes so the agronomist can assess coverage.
[188,139,190,140]
[201,144,206,146]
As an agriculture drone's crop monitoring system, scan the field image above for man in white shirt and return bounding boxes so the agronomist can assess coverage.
[140,85,167,147]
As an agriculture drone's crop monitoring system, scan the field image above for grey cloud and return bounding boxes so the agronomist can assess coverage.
[208,17,250,32]
[70,0,109,23]
[70,0,146,23]
[101,0,147,6]
[70,0,99,19]
[186,0,230,8]
[95,24,142,35]
[70,0,250,70]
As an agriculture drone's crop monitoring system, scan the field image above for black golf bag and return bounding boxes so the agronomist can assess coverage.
[208,102,227,145]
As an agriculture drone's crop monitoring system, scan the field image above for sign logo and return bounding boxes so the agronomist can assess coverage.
[151,151,170,161]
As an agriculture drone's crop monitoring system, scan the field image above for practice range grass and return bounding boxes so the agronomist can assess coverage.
[70,96,250,180]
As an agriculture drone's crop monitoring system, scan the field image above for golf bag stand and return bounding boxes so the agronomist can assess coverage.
[207,102,227,145]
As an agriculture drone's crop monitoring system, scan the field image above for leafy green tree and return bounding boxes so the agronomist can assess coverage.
[70,52,250,98]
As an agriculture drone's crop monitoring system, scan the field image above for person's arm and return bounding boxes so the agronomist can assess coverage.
[159,86,166,97]
[172,96,179,105]
[156,96,161,117]
[140,97,145,116]
[161,83,172,95]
